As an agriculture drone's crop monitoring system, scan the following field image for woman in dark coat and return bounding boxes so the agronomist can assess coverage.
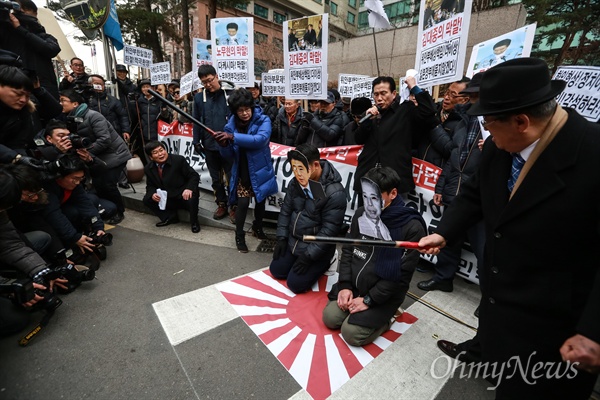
[216,88,278,252]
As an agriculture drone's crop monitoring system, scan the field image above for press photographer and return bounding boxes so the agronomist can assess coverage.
[59,90,130,224]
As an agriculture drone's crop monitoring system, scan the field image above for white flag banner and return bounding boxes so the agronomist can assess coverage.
[283,14,328,100]
[553,65,600,122]
[150,61,171,85]
[466,23,536,77]
[179,71,195,97]
[415,0,473,87]
[211,17,254,86]
[364,0,392,29]
[123,44,152,68]
[193,38,213,71]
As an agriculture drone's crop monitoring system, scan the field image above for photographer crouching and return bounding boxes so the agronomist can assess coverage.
[58,90,130,225]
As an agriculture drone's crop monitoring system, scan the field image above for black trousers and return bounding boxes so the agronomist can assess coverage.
[91,163,126,214]
[204,149,232,206]
[143,192,199,223]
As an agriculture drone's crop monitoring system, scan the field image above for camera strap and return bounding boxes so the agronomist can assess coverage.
[18,300,62,347]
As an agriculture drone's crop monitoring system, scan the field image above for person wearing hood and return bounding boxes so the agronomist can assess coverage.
[296,91,344,148]
[269,143,346,293]
[215,88,277,252]
[323,167,425,346]
[59,90,130,225]
[272,98,304,146]
[0,0,61,99]
[87,74,130,142]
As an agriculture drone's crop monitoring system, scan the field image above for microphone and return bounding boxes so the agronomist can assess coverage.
[358,106,380,124]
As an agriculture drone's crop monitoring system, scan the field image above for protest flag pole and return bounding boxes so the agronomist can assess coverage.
[303,235,426,249]
[372,28,381,76]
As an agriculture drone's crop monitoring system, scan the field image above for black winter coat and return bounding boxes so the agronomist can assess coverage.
[192,88,231,151]
[276,160,346,262]
[296,108,344,148]
[88,91,130,136]
[0,102,35,163]
[132,95,164,141]
[0,212,46,277]
[143,154,200,203]
[414,104,463,167]
[435,103,482,205]
[354,91,437,194]
[272,106,304,146]
[328,206,424,329]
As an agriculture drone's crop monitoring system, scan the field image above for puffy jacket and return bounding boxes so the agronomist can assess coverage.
[272,106,304,146]
[132,95,163,141]
[414,103,463,168]
[42,180,104,245]
[435,103,483,205]
[192,87,231,151]
[0,101,35,163]
[221,106,278,204]
[276,160,346,261]
[72,108,131,169]
[0,212,46,277]
[87,91,130,136]
[296,107,345,148]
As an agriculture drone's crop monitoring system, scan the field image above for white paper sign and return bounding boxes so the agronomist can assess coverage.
[124,44,153,68]
[283,14,328,99]
[553,65,600,122]
[179,71,195,97]
[261,72,285,97]
[150,62,171,85]
[351,79,374,102]
[415,0,473,87]
[211,17,254,86]
[338,74,370,98]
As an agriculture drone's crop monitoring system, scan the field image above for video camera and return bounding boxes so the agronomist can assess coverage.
[73,82,96,98]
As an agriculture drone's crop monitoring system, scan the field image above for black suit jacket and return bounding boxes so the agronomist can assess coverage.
[143,154,200,202]
[436,109,600,395]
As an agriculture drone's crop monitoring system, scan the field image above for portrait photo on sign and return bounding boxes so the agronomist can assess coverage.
[422,0,466,30]
[358,177,392,240]
[196,41,212,60]
[287,16,323,52]
[215,18,249,45]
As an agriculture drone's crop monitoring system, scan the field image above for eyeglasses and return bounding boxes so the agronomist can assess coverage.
[443,90,466,99]
[59,98,72,103]
[200,76,216,86]
[174,91,180,94]
[237,107,252,115]
[69,176,85,183]
[71,63,84,67]
[481,117,500,129]
[24,189,45,199]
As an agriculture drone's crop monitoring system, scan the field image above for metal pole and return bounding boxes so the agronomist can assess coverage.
[372,28,381,76]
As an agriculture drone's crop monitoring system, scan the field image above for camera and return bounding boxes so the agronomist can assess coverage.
[0,276,34,304]
[0,0,20,22]
[47,249,95,294]
[67,134,91,149]
[127,91,140,101]
[88,231,113,246]
[73,83,95,98]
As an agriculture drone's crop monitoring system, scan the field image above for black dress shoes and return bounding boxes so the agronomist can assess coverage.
[437,340,462,359]
[191,221,201,233]
[156,217,179,227]
[417,278,453,292]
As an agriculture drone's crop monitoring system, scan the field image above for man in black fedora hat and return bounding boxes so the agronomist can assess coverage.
[419,58,600,398]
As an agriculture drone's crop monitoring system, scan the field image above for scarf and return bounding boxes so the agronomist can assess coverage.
[375,196,426,282]
[72,103,88,118]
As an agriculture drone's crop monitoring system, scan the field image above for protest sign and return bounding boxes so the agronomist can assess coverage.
[553,65,600,122]
[415,0,473,87]
[124,44,152,68]
[351,79,374,102]
[466,23,536,77]
[284,14,328,99]
[179,71,195,97]
[150,62,171,85]
[262,72,285,97]
[338,74,370,98]
[211,17,254,86]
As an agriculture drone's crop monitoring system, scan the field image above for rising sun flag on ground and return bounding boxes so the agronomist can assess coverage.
[217,270,418,399]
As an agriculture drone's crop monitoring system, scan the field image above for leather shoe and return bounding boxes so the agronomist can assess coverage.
[437,340,462,359]
[191,221,201,233]
[417,278,453,292]
[156,217,179,227]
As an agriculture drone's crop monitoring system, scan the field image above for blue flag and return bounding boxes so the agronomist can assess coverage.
[103,0,124,50]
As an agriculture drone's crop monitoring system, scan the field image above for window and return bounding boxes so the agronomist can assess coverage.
[383,0,411,22]
[274,11,286,24]
[358,11,368,28]
[234,3,247,11]
[330,1,338,15]
[348,0,357,8]
[255,32,268,44]
[347,11,355,25]
[274,37,283,50]
[329,35,336,43]
[313,0,322,4]
[254,3,268,19]
[255,59,267,76]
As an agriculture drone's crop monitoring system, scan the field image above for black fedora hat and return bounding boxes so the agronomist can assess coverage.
[460,72,484,94]
[468,58,566,116]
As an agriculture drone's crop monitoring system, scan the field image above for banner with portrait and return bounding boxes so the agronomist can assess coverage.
[415,0,473,87]
[211,17,254,86]
[283,14,328,100]
[193,38,213,70]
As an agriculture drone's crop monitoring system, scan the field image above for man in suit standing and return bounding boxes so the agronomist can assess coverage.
[419,58,600,398]
[143,141,200,233]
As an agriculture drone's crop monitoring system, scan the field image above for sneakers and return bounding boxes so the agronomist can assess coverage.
[229,207,236,224]
[251,221,268,240]
[235,232,248,253]
[106,213,124,225]
[213,203,227,220]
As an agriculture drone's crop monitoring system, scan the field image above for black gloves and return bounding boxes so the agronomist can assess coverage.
[16,156,45,170]
[213,131,233,147]
[303,112,314,123]
[193,143,205,157]
[292,256,311,275]
[273,239,287,260]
